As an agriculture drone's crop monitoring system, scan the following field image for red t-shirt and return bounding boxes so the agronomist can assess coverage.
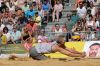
[26,23,37,34]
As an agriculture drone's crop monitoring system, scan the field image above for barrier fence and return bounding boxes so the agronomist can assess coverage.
[45,31,100,41]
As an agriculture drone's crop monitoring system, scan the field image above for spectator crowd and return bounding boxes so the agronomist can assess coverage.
[0,0,100,47]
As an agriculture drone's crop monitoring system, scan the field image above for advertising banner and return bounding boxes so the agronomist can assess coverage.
[83,41,100,57]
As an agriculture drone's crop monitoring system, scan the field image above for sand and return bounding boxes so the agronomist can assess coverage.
[0,57,100,66]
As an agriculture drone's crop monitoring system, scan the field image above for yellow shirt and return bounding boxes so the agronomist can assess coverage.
[1,35,7,44]
[32,37,37,46]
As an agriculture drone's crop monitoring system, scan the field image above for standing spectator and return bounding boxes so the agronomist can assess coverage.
[52,0,63,22]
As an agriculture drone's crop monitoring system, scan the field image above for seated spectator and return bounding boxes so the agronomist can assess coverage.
[86,15,95,31]
[3,27,11,43]
[17,12,28,25]
[73,19,84,32]
[52,23,63,33]
[26,18,37,35]
[23,37,33,51]
[6,2,15,14]
[22,1,29,12]
[52,0,63,22]
[95,16,100,30]
[38,6,43,17]
[6,21,13,33]
[0,23,5,32]
[37,29,49,43]
[33,12,42,26]
[86,29,96,41]
[62,23,67,32]
[0,32,7,46]
[42,1,50,23]
[89,1,97,20]
[70,10,79,25]
[10,27,21,44]
[21,27,31,44]
[32,1,38,12]
[25,5,35,18]
[13,0,18,7]
[96,7,100,18]
[67,11,80,31]
[77,1,87,19]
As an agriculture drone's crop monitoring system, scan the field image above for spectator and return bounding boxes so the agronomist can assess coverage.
[77,1,87,19]
[6,21,13,33]
[42,1,50,23]
[13,0,18,7]
[89,1,97,20]
[62,23,67,32]
[33,12,42,26]
[0,32,7,46]
[10,27,21,44]
[3,27,11,43]
[52,0,63,22]
[0,22,5,32]
[26,18,37,34]
[52,23,63,33]
[95,15,100,30]
[23,37,33,51]
[25,5,35,18]
[37,29,49,43]
[86,15,95,31]
[22,1,29,12]
[21,26,31,44]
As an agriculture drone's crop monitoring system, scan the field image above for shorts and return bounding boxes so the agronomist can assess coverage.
[29,47,48,60]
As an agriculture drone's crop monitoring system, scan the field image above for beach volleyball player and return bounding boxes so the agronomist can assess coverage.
[29,35,86,60]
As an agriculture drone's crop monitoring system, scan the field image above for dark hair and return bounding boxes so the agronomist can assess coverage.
[35,12,38,15]
[90,43,100,48]
[89,14,93,18]
[55,23,59,26]
[3,27,9,33]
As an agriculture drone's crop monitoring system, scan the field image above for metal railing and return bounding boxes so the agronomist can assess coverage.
[45,31,100,41]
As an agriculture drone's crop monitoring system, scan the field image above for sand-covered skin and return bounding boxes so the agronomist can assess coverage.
[0,58,100,66]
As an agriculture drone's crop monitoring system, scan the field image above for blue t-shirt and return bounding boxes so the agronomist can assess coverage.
[25,9,35,18]
[42,4,49,11]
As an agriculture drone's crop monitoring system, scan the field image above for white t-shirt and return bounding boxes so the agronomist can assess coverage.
[3,33,11,41]
[77,6,87,18]
[95,20,100,27]
[87,20,94,27]
[54,28,63,33]
[0,0,3,7]
[0,24,5,31]
[91,7,96,16]
[8,6,15,12]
